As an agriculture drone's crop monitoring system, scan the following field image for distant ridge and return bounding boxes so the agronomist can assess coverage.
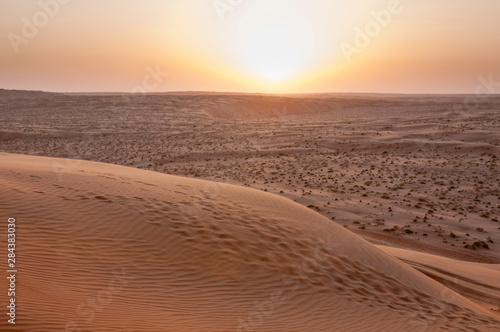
[2,88,500,98]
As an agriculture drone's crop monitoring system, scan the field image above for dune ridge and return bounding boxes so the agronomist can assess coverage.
[1,152,499,331]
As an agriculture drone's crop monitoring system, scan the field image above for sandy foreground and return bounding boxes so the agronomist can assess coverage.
[0,152,499,331]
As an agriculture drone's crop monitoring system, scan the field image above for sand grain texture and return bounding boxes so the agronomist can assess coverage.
[0,152,499,331]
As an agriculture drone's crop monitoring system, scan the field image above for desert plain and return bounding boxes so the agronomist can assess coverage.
[1,89,499,331]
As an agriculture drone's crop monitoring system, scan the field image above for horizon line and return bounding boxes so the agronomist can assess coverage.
[2,88,499,97]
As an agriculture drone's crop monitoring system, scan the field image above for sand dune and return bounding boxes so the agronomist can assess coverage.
[1,152,499,331]
[378,246,500,314]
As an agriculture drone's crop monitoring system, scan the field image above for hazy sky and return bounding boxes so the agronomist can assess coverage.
[1,0,500,93]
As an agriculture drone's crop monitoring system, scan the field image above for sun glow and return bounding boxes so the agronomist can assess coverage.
[2,1,500,93]
[237,16,312,82]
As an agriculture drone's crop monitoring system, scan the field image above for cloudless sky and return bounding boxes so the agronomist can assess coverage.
[1,0,499,93]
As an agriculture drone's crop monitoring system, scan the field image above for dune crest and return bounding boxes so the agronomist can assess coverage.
[0,152,499,331]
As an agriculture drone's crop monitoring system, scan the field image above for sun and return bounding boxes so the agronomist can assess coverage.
[237,16,312,82]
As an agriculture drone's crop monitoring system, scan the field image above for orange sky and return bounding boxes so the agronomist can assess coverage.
[1,0,499,93]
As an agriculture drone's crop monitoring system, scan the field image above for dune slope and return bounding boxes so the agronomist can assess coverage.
[378,245,500,314]
[0,152,499,331]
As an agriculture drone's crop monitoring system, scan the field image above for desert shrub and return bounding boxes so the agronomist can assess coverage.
[472,241,490,249]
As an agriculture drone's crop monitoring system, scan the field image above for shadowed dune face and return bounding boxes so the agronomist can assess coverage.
[1,153,499,331]
[202,96,334,119]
